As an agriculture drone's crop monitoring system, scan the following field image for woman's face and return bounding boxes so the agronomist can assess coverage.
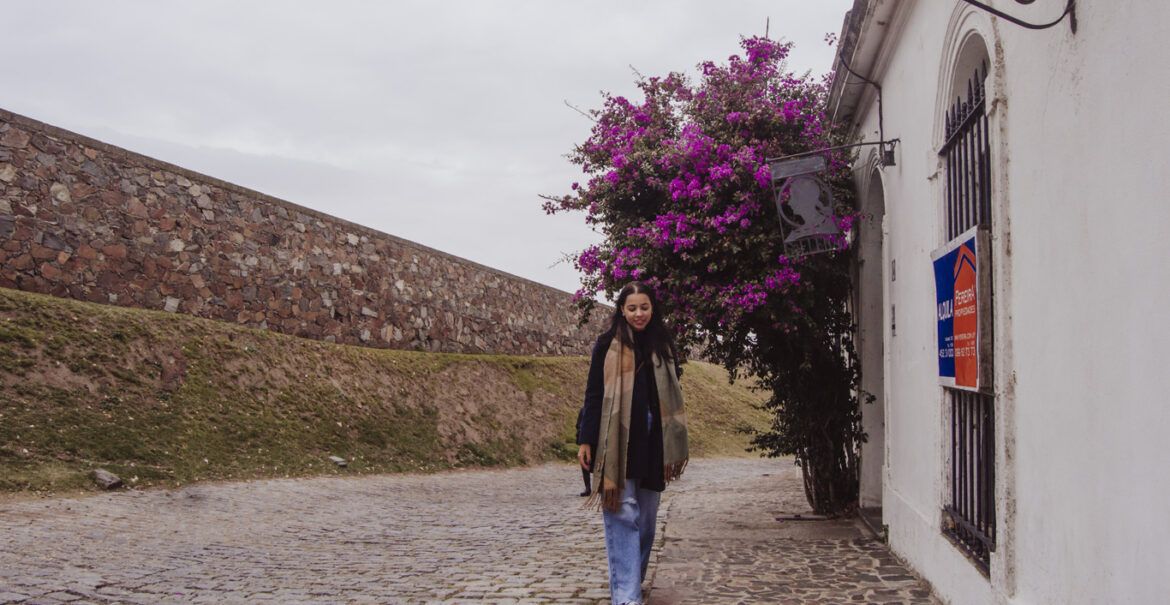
[622,293,653,332]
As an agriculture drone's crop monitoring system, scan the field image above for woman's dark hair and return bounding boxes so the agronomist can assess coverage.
[603,281,679,367]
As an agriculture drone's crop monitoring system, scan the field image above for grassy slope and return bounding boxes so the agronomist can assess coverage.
[0,287,769,495]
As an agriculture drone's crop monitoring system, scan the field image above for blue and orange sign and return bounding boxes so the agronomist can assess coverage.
[932,227,987,391]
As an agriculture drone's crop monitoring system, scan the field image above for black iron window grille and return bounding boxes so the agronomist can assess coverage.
[939,63,997,575]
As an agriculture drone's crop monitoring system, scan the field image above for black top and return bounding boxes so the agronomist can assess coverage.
[576,331,665,492]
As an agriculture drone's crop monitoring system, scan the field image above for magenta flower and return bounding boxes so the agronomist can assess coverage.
[551,34,850,365]
[753,164,771,189]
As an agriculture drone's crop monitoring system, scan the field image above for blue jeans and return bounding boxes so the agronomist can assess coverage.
[602,478,661,605]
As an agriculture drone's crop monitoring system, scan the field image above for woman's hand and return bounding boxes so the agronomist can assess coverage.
[577,444,592,470]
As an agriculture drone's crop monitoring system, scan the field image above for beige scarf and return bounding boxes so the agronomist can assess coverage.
[588,330,688,511]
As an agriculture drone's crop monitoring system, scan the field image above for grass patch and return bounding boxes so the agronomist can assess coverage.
[0,286,769,495]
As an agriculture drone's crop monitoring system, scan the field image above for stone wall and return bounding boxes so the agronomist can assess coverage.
[0,108,603,355]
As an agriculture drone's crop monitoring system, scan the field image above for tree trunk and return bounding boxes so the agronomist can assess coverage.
[799,428,860,516]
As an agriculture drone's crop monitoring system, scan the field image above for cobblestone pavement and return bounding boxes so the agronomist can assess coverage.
[0,458,937,604]
[647,459,940,605]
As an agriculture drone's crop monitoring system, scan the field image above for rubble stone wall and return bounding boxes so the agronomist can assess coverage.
[0,108,602,355]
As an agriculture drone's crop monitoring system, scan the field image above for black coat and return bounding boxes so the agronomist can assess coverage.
[575,406,594,473]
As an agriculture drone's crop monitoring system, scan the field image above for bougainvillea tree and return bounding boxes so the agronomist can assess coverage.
[544,37,865,515]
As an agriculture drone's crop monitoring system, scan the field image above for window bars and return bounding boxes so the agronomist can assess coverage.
[939,63,997,574]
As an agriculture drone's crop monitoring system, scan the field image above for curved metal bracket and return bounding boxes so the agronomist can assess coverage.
[767,139,900,168]
[959,0,1077,33]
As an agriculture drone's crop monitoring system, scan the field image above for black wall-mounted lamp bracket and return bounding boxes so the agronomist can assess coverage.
[958,0,1077,34]
[768,139,900,170]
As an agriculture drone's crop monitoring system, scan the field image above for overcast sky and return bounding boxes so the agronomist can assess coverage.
[1,1,853,294]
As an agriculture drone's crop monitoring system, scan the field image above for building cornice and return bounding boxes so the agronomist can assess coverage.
[827,0,914,136]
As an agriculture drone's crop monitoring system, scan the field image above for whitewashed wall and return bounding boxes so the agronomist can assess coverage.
[845,1,1170,604]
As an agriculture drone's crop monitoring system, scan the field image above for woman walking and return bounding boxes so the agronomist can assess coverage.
[576,281,688,605]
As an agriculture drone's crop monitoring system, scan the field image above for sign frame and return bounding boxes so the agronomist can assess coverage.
[767,155,843,259]
[769,155,827,180]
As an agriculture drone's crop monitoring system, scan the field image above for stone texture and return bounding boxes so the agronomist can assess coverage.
[0,459,939,604]
[90,469,123,490]
[49,182,71,203]
[0,108,602,356]
[1,126,30,148]
[647,460,940,605]
[0,464,623,603]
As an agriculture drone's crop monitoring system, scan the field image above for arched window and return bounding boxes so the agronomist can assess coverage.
[939,33,996,575]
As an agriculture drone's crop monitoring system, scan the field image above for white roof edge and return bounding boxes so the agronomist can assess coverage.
[827,0,906,135]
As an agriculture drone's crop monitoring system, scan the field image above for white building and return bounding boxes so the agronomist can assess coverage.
[827,1,1170,603]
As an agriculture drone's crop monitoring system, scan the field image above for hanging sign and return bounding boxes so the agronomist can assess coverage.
[931,226,991,392]
[768,156,843,258]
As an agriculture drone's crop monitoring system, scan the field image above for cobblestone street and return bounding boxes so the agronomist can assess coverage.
[647,460,939,605]
[0,458,937,604]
